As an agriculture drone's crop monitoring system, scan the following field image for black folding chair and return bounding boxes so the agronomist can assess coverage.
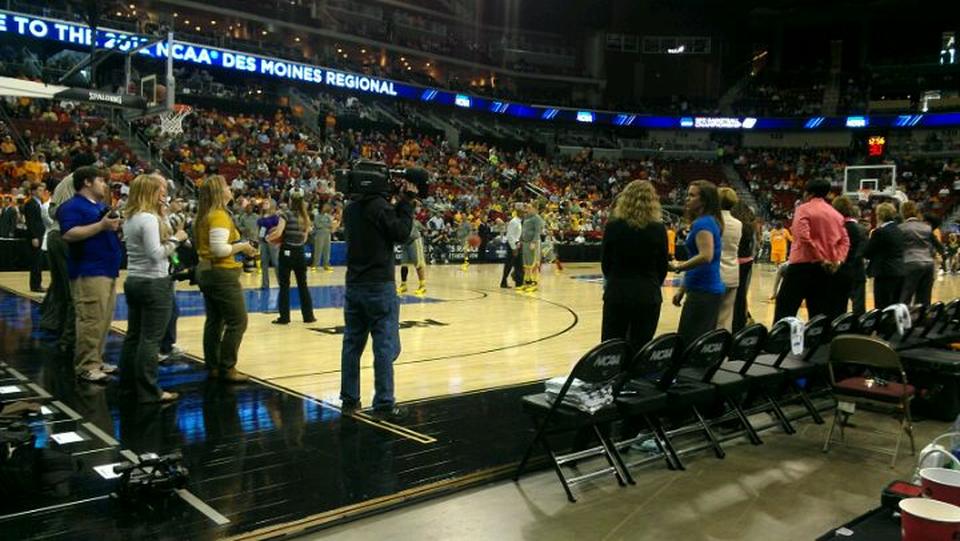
[756,315,831,424]
[857,309,882,337]
[615,333,684,471]
[697,323,769,446]
[659,329,733,463]
[807,313,860,365]
[514,340,632,502]
[912,299,960,347]
[723,320,796,435]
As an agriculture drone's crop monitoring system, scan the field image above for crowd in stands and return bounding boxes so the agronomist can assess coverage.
[732,71,826,117]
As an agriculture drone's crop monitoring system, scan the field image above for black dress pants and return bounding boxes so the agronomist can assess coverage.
[500,247,523,286]
[278,245,315,322]
[732,262,753,333]
[29,243,42,290]
[774,262,834,321]
[900,262,934,307]
[601,300,661,352]
[873,276,903,311]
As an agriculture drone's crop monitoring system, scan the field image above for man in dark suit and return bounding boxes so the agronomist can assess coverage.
[24,183,46,292]
[864,202,905,310]
[0,196,17,238]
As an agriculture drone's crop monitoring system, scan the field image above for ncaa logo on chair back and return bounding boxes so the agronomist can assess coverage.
[650,349,673,362]
[702,343,724,354]
[594,354,621,368]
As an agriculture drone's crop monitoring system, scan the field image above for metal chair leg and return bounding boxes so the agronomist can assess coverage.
[514,421,546,481]
[593,424,631,486]
[693,406,725,459]
[892,416,905,468]
[764,390,796,435]
[822,407,839,453]
[540,436,576,503]
[653,416,685,470]
[643,414,678,471]
[794,381,825,424]
[729,398,763,445]
[904,401,917,456]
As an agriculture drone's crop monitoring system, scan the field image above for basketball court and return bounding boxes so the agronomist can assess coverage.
[3,264,960,406]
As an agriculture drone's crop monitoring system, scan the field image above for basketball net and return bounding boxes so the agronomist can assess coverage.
[158,104,192,136]
[858,188,872,203]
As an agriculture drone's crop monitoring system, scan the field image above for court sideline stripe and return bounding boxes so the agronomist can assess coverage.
[223,463,519,541]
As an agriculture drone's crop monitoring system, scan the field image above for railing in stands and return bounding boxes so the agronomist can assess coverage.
[0,101,30,160]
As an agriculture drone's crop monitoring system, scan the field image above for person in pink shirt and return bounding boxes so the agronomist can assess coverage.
[774,178,850,321]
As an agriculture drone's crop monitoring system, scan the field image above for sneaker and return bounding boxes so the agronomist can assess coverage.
[500,282,509,288]
[397,283,408,295]
[371,406,407,422]
[159,345,184,363]
[272,318,290,325]
[324,267,334,273]
[303,317,317,324]
[78,369,110,383]
[414,287,427,296]
[100,363,118,374]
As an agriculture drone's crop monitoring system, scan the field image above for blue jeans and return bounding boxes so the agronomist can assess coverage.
[340,282,400,409]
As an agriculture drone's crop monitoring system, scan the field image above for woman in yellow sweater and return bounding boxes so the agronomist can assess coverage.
[195,175,258,382]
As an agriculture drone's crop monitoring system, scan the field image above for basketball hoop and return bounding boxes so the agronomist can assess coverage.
[158,104,192,136]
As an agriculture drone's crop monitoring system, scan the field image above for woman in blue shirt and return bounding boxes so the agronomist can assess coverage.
[669,180,725,346]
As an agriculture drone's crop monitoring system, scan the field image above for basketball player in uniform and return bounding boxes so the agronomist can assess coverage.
[398,219,427,295]
[457,218,473,271]
[519,203,545,292]
[768,222,792,300]
[541,230,563,272]
[313,202,335,272]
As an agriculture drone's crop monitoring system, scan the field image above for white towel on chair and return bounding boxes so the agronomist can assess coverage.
[777,316,806,355]
[883,303,912,336]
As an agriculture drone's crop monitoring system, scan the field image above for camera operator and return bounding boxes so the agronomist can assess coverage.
[339,177,419,420]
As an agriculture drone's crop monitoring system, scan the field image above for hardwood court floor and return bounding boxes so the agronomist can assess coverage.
[4,264,959,406]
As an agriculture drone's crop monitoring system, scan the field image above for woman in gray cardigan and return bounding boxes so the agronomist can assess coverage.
[119,174,188,403]
[898,201,937,307]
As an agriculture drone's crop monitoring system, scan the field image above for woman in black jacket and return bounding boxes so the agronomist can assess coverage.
[601,180,668,351]
[832,196,868,316]
[731,202,757,332]
[864,202,905,310]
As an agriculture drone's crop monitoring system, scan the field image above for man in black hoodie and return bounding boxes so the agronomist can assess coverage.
[340,180,416,421]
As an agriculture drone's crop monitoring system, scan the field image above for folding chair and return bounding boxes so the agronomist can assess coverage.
[857,309,882,337]
[807,313,859,365]
[514,340,632,502]
[722,320,797,435]
[878,304,928,345]
[615,333,684,471]
[757,315,831,424]
[911,298,960,347]
[658,329,733,464]
[823,334,916,468]
[699,323,769,446]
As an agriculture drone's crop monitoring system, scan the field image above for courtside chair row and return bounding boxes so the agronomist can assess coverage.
[515,298,960,502]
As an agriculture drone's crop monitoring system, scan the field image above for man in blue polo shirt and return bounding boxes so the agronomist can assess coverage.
[59,166,122,383]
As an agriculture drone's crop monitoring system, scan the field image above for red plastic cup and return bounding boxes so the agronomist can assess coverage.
[922,468,960,506]
[900,498,960,541]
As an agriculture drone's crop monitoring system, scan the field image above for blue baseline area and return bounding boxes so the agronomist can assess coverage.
[112,285,440,321]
